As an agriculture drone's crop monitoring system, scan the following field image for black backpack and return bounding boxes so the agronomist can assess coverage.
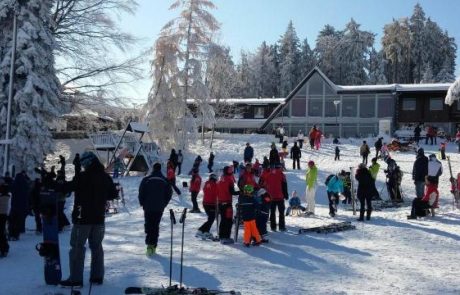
[325,174,335,186]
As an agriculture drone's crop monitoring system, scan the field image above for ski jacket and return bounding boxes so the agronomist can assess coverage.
[414,126,421,137]
[369,163,380,180]
[167,167,176,181]
[422,184,439,207]
[326,175,344,194]
[71,162,118,224]
[10,172,31,215]
[360,144,370,156]
[309,128,317,140]
[412,154,428,181]
[259,169,271,188]
[189,174,202,193]
[297,132,304,141]
[305,166,318,189]
[0,192,11,215]
[335,146,340,155]
[202,180,218,206]
[282,141,288,149]
[269,148,280,165]
[255,191,271,214]
[355,168,375,198]
[244,146,254,160]
[208,153,215,165]
[265,168,288,201]
[290,145,301,159]
[239,194,257,221]
[217,175,238,204]
[138,170,172,214]
[374,138,383,150]
[428,158,443,178]
[238,171,258,190]
[177,153,183,164]
[289,196,301,207]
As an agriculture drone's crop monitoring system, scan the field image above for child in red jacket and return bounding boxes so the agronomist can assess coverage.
[189,168,202,213]
[408,177,439,219]
[196,174,218,239]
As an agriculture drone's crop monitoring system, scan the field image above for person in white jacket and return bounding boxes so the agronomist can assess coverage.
[297,130,304,149]
[427,154,443,184]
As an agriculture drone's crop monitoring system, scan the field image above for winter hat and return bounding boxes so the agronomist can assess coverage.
[417,148,425,156]
[209,174,218,181]
[358,163,367,169]
[243,184,254,194]
[429,153,437,159]
[80,151,98,169]
[308,160,315,167]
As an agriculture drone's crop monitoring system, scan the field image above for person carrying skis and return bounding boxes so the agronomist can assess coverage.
[244,143,254,163]
[374,137,383,158]
[207,152,215,173]
[290,142,301,170]
[325,174,344,217]
[166,160,182,196]
[266,165,288,231]
[297,130,304,149]
[138,162,172,258]
[189,169,202,213]
[360,141,371,165]
[217,166,239,244]
[412,148,428,198]
[355,164,374,221]
[73,153,81,176]
[305,161,318,215]
[196,174,218,239]
[0,178,10,257]
[427,154,443,185]
[60,151,118,287]
[239,185,262,247]
[407,177,439,219]
[254,188,271,241]
[176,150,183,175]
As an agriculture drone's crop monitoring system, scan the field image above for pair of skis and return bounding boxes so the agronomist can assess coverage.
[125,286,240,295]
[447,156,460,210]
[295,221,356,234]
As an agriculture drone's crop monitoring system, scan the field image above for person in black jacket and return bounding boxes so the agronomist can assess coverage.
[290,142,301,170]
[414,124,422,145]
[169,149,178,169]
[243,143,254,163]
[355,164,375,221]
[59,155,66,176]
[8,171,31,241]
[374,137,383,159]
[60,152,117,288]
[73,153,81,176]
[138,162,172,256]
[412,148,428,198]
[207,152,215,173]
[269,143,280,167]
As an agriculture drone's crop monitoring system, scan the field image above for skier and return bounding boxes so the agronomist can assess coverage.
[73,153,81,176]
[269,143,280,167]
[339,170,352,205]
[207,152,215,173]
[166,160,181,196]
[189,169,202,213]
[314,128,322,150]
[407,177,439,219]
[8,170,31,241]
[0,178,10,257]
[325,174,344,217]
[305,161,318,215]
[412,148,428,198]
[427,154,443,184]
[374,137,383,158]
[355,163,374,221]
[368,158,381,200]
[297,130,304,149]
[285,190,306,216]
[334,145,340,161]
[196,174,218,239]
[439,142,446,160]
[217,166,239,244]
[308,125,318,149]
[244,143,254,163]
[266,165,288,231]
[254,188,271,241]
[360,141,371,165]
[290,142,301,170]
[60,151,118,287]
[138,162,172,258]
[169,149,178,169]
[414,124,422,145]
[238,163,258,191]
[239,185,262,247]
[385,159,403,202]
[176,150,183,175]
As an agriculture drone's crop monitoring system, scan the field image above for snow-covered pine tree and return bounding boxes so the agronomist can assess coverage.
[279,21,301,96]
[422,18,445,78]
[299,37,316,78]
[445,77,460,106]
[234,51,255,98]
[315,24,342,84]
[382,18,411,83]
[269,44,281,97]
[368,48,387,85]
[421,62,434,83]
[0,0,64,174]
[435,58,456,83]
[252,41,277,97]
[409,3,426,83]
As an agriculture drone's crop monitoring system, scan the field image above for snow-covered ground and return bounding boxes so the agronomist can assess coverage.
[2,134,460,295]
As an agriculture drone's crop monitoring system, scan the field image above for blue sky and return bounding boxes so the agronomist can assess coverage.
[120,0,460,102]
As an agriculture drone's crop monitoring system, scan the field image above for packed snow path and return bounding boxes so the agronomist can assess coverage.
[1,134,460,294]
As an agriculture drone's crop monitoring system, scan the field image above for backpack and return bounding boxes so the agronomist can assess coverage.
[325,174,335,186]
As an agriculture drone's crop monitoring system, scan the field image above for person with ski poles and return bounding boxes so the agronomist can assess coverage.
[217,166,239,244]
[369,157,381,200]
[196,174,218,239]
[239,185,262,247]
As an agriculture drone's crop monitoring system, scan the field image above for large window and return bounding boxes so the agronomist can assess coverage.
[308,97,323,116]
[378,95,394,118]
[342,124,358,138]
[402,98,416,111]
[360,95,376,118]
[295,85,307,98]
[291,98,306,117]
[308,73,324,95]
[254,106,265,119]
[342,96,357,117]
[325,97,339,117]
[429,98,443,111]
[323,124,339,138]
[359,124,377,137]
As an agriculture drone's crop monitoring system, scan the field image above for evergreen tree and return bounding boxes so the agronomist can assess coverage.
[234,51,255,97]
[252,41,277,97]
[435,58,456,83]
[421,62,434,83]
[445,77,460,106]
[0,0,64,173]
[315,24,342,83]
[382,18,411,83]
[368,48,387,85]
[409,3,426,83]
[299,37,316,78]
[279,21,301,96]
[269,44,281,97]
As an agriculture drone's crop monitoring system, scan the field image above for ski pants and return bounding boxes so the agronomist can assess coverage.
[176,163,182,175]
[58,201,70,231]
[335,153,340,161]
[292,157,300,170]
[362,155,368,165]
[198,204,216,233]
[243,220,261,244]
[306,187,316,214]
[69,224,105,282]
[218,203,233,239]
[270,200,285,230]
[169,180,181,196]
[256,211,269,237]
[358,194,373,219]
[387,181,402,201]
[191,191,199,211]
[207,163,213,173]
[327,191,339,216]
[8,211,26,239]
[0,214,9,254]
[342,187,352,204]
[33,208,42,232]
[144,211,163,247]
[410,198,431,217]
[375,148,381,159]
[298,140,303,149]
[415,181,425,199]
[309,138,315,149]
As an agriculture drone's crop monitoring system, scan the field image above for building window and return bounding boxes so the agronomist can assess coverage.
[308,73,324,95]
[291,98,306,117]
[342,96,357,117]
[429,98,443,111]
[308,97,323,116]
[360,96,376,118]
[254,107,265,119]
[378,95,394,118]
[342,124,358,138]
[402,98,416,111]
[325,97,339,117]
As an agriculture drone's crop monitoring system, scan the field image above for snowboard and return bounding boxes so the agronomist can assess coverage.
[37,189,62,285]
[125,286,241,295]
[296,221,356,234]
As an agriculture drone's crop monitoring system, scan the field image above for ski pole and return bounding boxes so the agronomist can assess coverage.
[169,209,176,287]
[179,208,187,288]
[215,200,219,236]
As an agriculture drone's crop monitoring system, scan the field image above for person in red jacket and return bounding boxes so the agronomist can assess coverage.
[217,166,239,244]
[238,163,259,191]
[189,168,202,213]
[265,165,288,231]
[407,177,439,219]
[167,160,181,196]
[196,174,218,239]
[258,164,271,189]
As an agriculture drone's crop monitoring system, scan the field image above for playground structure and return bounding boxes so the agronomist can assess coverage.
[88,120,159,176]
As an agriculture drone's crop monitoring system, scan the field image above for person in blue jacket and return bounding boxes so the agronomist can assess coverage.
[326,174,344,217]
[244,143,254,163]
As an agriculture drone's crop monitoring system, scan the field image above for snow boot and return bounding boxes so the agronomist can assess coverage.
[146,245,156,256]
[60,279,83,288]
[366,209,372,220]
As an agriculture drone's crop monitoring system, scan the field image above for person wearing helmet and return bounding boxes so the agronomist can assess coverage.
[217,166,239,244]
[196,174,219,239]
[266,165,288,231]
[305,161,318,215]
[239,185,262,247]
[254,188,271,241]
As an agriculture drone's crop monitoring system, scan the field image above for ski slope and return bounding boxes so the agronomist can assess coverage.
[1,134,460,295]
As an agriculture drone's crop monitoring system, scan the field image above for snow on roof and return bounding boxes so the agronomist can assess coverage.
[62,109,99,118]
[187,98,285,104]
[336,83,451,92]
[128,122,149,133]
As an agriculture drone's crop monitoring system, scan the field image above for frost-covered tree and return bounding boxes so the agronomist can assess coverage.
[0,0,64,173]
[315,24,342,83]
[299,37,316,78]
[368,48,387,85]
[445,77,460,106]
[269,44,281,97]
[421,62,434,83]
[252,41,277,97]
[233,51,255,97]
[409,3,426,83]
[435,58,456,83]
[279,21,301,96]
[382,18,411,83]
[205,43,237,101]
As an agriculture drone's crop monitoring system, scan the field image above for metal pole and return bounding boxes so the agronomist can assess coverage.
[3,4,19,176]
